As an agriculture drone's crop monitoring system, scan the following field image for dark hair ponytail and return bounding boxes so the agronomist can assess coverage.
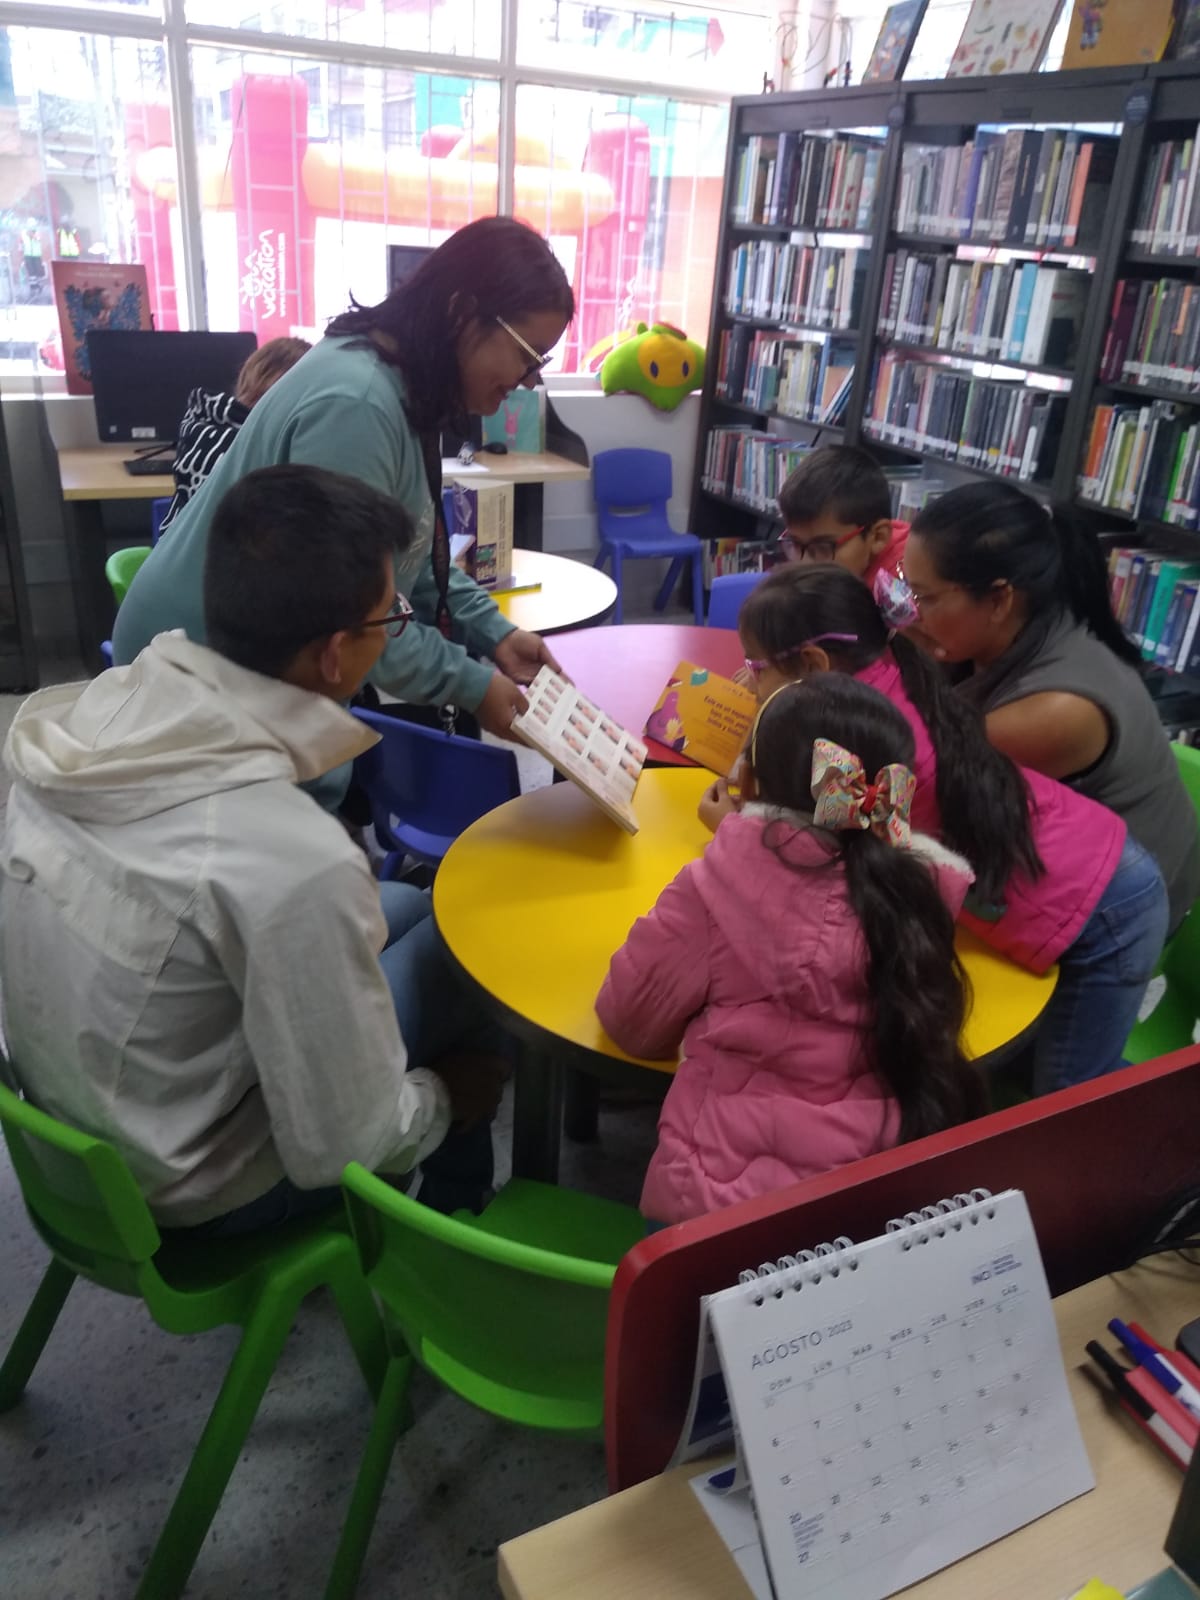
[741,565,1043,904]
[910,482,1141,667]
[750,677,986,1143]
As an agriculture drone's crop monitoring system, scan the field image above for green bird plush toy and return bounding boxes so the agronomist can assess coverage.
[599,321,706,411]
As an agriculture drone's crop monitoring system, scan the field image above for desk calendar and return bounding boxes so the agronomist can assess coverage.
[705,1189,1094,1600]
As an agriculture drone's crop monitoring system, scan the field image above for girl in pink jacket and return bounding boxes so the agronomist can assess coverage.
[729,565,1169,1097]
[597,674,985,1226]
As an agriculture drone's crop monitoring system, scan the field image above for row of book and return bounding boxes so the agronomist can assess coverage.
[1130,127,1200,256]
[878,252,1089,369]
[1079,402,1200,528]
[715,325,854,424]
[866,354,1065,483]
[894,128,1116,249]
[1109,547,1200,673]
[731,132,883,231]
[701,428,811,514]
[1099,278,1200,393]
[704,537,778,584]
[723,241,867,331]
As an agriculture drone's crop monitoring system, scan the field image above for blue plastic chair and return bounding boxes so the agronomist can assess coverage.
[592,448,704,625]
[99,641,113,666]
[707,570,767,630]
[150,497,172,546]
[351,705,521,869]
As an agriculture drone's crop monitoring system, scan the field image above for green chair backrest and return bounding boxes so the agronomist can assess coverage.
[0,1079,161,1295]
[341,1164,617,1432]
[1175,742,1200,837]
[104,544,152,607]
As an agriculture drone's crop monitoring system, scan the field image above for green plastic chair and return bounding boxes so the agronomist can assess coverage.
[104,543,151,606]
[1125,742,1200,1061]
[325,1169,645,1600]
[0,1078,388,1600]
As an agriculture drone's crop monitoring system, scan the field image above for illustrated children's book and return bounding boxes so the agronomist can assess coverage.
[51,261,152,395]
[1061,0,1175,68]
[644,662,757,775]
[445,481,514,589]
[512,667,648,834]
[862,0,929,82]
[947,0,1063,76]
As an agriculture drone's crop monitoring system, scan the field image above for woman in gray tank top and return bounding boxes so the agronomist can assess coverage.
[901,482,1200,938]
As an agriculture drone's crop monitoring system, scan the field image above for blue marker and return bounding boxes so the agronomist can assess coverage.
[1109,1318,1200,1420]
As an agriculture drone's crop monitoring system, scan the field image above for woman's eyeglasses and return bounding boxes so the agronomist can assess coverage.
[743,633,858,674]
[779,526,866,563]
[361,591,414,640]
[495,315,553,387]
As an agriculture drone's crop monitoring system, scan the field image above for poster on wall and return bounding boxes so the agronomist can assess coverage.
[863,0,930,82]
[51,261,153,396]
[946,0,1063,76]
[1060,0,1175,68]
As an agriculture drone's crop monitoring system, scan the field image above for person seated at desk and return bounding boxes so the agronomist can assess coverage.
[0,465,505,1234]
[596,675,982,1228]
[113,217,573,756]
[156,335,311,538]
[707,565,1169,1096]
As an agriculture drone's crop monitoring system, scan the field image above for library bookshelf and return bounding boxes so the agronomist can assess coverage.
[690,63,1200,624]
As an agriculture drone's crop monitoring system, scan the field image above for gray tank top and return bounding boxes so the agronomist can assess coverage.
[985,619,1200,931]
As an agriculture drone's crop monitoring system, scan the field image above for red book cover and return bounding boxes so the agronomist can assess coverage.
[51,261,152,396]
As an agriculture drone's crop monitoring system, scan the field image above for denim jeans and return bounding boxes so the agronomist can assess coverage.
[1032,835,1169,1096]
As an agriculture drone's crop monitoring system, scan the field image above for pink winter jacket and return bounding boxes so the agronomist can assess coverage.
[596,807,973,1226]
[856,651,1128,974]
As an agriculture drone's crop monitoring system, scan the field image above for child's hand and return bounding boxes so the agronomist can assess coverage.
[698,776,742,834]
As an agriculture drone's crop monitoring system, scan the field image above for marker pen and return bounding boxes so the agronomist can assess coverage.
[1129,1320,1200,1395]
[1110,1319,1200,1424]
[1086,1341,1193,1469]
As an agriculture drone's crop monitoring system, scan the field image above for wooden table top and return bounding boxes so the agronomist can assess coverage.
[551,625,745,767]
[499,1257,1200,1600]
[493,551,617,635]
[433,767,1057,1072]
[56,445,590,502]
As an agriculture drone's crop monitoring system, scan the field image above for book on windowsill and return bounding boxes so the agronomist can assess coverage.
[645,662,757,776]
[511,667,647,834]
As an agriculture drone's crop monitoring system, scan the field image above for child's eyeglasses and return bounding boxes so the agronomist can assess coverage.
[780,526,866,563]
[495,315,554,387]
[361,591,415,639]
[743,632,858,674]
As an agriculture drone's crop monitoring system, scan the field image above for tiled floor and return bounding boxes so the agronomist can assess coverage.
[0,565,690,1599]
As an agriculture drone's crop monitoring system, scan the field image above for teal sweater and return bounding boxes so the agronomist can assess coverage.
[112,337,514,710]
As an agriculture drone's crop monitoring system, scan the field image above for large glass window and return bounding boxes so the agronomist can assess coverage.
[514,85,727,373]
[190,47,499,338]
[183,0,501,59]
[516,2,766,95]
[0,26,182,377]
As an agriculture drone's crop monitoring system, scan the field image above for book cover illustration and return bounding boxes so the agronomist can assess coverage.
[481,386,543,453]
[1061,0,1175,67]
[863,0,929,82]
[512,668,647,834]
[947,0,1062,75]
[51,261,152,396]
[645,662,757,776]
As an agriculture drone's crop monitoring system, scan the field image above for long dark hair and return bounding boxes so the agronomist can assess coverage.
[740,565,1043,904]
[910,481,1141,666]
[326,216,574,431]
[749,675,985,1142]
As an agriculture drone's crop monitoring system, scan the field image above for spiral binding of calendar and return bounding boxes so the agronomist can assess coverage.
[736,1189,996,1302]
[885,1188,995,1251]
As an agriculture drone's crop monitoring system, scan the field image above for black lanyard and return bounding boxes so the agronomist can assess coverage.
[420,429,454,641]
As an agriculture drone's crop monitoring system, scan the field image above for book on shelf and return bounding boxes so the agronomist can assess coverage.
[703,538,780,585]
[1129,125,1200,255]
[732,132,885,231]
[879,251,1089,366]
[644,662,757,774]
[1061,0,1175,69]
[947,0,1063,76]
[867,352,1065,483]
[511,668,647,835]
[894,129,1117,249]
[702,427,812,512]
[1080,402,1200,528]
[1108,545,1200,670]
[884,466,945,518]
[717,328,855,427]
[724,240,867,330]
[1173,0,1200,60]
[1099,278,1200,391]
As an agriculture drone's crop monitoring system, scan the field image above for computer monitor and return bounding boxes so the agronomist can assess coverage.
[87,330,259,446]
[387,244,433,294]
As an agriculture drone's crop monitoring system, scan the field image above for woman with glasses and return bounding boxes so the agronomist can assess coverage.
[113,216,573,760]
[903,481,1200,936]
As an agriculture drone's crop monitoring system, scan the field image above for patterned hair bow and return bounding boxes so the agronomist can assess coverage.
[810,737,915,849]
[873,567,919,631]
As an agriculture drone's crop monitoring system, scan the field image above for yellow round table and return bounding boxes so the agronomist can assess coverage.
[490,549,617,635]
[434,768,1058,1179]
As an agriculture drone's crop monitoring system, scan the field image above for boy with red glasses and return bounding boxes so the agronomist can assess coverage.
[778,443,908,588]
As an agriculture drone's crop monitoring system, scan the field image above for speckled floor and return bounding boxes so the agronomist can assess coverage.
[0,568,687,1599]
